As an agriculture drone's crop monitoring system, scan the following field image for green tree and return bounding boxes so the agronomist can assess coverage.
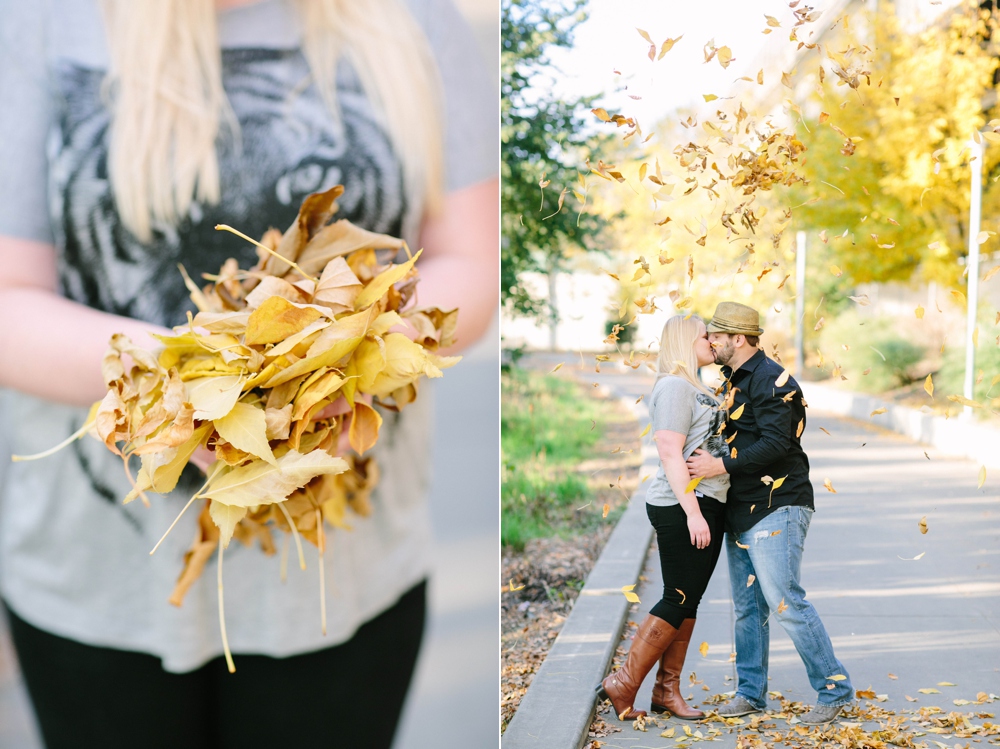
[501,0,604,317]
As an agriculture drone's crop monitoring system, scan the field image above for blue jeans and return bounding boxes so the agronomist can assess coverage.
[726,506,853,707]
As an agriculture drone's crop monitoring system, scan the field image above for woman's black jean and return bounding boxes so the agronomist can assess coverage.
[646,497,726,628]
[4,580,426,749]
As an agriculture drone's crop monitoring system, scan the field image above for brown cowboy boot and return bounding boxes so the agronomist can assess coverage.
[596,614,678,720]
[650,617,704,719]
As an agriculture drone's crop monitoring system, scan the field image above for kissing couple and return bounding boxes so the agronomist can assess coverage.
[596,301,853,726]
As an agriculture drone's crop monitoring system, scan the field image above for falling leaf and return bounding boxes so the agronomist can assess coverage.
[819,427,831,436]
[685,477,704,494]
[983,265,1000,282]
[621,584,641,604]
[951,289,967,304]
[823,478,836,493]
[735,540,749,549]
[551,362,564,372]
[870,407,886,417]
[924,374,934,397]
[897,552,926,560]
[746,574,756,587]
[977,230,994,244]
[658,35,683,58]
[849,295,871,306]
[775,369,790,387]
[827,674,848,681]
[602,503,610,518]
[796,419,804,437]
[640,423,651,438]
[979,466,987,489]
[919,516,928,534]
[676,588,687,605]
[730,403,745,420]
[947,394,983,409]
[717,46,734,68]
[699,641,709,657]
[775,598,788,615]
[888,673,898,680]
[915,305,925,319]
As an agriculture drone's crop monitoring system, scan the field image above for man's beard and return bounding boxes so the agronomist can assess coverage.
[714,340,734,366]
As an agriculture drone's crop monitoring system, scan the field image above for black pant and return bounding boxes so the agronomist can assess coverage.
[5,580,426,749]
[647,498,725,628]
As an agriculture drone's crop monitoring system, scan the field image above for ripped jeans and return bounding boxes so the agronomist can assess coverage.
[726,506,853,707]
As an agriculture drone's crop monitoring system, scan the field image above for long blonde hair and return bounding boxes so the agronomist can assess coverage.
[100,0,444,242]
[655,315,718,402]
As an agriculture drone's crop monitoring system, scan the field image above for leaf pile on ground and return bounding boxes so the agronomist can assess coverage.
[501,530,612,733]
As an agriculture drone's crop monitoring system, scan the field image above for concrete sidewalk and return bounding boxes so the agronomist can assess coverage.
[594,409,1000,747]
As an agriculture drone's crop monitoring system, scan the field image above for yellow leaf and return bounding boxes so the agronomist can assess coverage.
[823,478,836,493]
[983,265,1000,282]
[716,46,733,68]
[186,375,245,422]
[979,465,987,489]
[685,476,703,494]
[201,450,348,508]
[937,682,957,686]
[950,289,966,304]
[602,503,610,519]
[592,107,611,122]
[924,374,934,397]
[772,476,786,490]
[367,333,459,398]
[354,250,421,310]
[210,501,248,549]
[870,407,886,417]
[244,296,324,346]
[829,264,843,277]
[214,402,277,465]
[622,583,641,604]
[746,574,755,587]
[757,68,764,84]
[509,579,525,592]
[699,641,709,657]
[947,394,983,409]
[127,423,213,501]
[918,688,941,694]
[636,27,653,43]
[827,674,847,681]
[730,403,745,420]
[703,93,718,102]
[658,35,682,58]
[640,423,651,437]
[348,401,383,455]
[312,257,362,312]
[775,369,790,387]
[919,516,928,534]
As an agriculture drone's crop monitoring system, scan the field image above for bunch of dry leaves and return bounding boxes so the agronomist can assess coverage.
[17,185,458,671]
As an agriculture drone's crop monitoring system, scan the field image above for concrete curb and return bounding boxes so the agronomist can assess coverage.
[801,382,1000,471]
[502,396,658,749]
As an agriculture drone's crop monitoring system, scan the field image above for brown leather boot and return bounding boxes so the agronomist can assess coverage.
[596,614,677,720]
[650,617,704,719]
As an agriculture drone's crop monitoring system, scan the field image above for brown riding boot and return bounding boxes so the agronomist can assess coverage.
[597,614,678,720]
[650,617,704,719]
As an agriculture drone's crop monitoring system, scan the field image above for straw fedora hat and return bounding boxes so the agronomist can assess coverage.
[706,301,764,336]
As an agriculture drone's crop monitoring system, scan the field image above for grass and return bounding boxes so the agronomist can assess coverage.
[501,367,638,550]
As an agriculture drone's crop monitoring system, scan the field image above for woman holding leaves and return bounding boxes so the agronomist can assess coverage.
[597,315,729,720]
[0,0,496,746]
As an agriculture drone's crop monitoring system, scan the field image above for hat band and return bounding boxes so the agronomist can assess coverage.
[712,319,760,333]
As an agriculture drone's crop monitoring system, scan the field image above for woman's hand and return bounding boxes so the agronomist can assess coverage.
[687,513,711,549]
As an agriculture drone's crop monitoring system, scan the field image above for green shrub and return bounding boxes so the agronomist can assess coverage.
[935,339,1000,408]
[817,310,925,393]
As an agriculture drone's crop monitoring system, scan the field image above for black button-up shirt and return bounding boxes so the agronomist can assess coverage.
[719,349,814,534]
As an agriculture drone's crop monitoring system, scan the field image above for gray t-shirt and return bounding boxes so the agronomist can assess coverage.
[0,0,496,671]
[646,376,730,507]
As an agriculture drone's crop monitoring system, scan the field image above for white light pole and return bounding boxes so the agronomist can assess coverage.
[795,231,807,376]
[964,139,983,418]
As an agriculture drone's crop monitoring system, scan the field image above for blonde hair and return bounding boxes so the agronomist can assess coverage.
[101,0,444,242]
[655,315,718,402]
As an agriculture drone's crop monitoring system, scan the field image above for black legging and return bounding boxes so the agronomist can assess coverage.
[647,497,726,628]
[5,580,426,749]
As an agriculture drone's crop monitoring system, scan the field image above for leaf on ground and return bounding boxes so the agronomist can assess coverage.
[919,688,941,694]
[509,579,525,592]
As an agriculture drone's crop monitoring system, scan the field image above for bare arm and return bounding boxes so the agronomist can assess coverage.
[0,235,170,407]
[414,178,498,354]
[655,429,711,549]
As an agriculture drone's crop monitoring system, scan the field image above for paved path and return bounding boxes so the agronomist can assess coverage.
[522,355,1000,747]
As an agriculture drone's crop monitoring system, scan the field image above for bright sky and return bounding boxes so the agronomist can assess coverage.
[544,0,957,126]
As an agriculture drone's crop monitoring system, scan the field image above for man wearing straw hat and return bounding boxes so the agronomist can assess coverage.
[686,301,853,726]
